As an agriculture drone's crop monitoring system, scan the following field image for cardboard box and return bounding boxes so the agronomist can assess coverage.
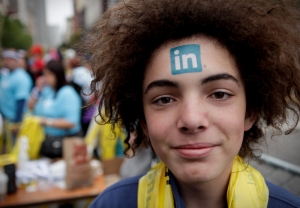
[63,137,93,190]
[101,157,124,187]
[102,157,124,175]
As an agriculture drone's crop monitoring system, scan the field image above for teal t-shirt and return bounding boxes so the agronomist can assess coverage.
[0,68,32,121]
[34,85,81,136]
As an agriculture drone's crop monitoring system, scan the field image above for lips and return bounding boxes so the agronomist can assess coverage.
[174,143,217,158]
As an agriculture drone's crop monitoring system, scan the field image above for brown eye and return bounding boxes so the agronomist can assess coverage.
[211,92,232,100]
[153,96,175,105]
[214,92,226,99]
[160,97,172,104]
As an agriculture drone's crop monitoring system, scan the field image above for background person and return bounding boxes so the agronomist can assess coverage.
[28,44,45,81]
[0,49,33,143]
[0,50,32,124]
[80,0,300,207]
[28,60,82,158]
[68,55,94,135]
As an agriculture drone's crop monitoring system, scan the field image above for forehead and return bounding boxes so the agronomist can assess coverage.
[43,68,54,75]
[3,57,17,62]
[143,37,240,87]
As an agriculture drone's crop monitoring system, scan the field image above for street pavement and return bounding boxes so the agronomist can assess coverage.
[248,111,300,197]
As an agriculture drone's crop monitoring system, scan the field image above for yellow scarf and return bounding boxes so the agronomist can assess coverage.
[138,156,269,208]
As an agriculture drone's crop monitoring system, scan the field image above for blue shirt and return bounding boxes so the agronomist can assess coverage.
[0,68,32,121]
[34,85,81,136]
[89,173,300,208]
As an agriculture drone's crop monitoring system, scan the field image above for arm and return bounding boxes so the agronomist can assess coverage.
[13,99,25,122]
[28,77,45,111]
[40,117,75,129]
[27,93,38,111]
[39,87,80,130]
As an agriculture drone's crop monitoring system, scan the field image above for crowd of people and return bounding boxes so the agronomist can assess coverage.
[0,45,95,158]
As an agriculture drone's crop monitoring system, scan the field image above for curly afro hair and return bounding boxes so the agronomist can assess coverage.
[79,0,300,159]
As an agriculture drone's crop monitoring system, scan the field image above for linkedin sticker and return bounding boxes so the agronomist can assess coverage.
[170,44,202,75]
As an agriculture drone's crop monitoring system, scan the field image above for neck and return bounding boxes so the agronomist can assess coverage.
[175,168,231,208]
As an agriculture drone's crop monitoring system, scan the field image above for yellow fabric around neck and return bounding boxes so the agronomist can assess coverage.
[138,156,269,208]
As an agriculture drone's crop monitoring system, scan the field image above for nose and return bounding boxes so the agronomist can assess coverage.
[177,98,209,134]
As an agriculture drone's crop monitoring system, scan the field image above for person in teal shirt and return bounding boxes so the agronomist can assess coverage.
[28,60,82,158]
[34,85,81,136]
[0,50,32,123]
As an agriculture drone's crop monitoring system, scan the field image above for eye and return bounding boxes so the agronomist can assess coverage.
[210,91,231,100]
[153,96,175,105]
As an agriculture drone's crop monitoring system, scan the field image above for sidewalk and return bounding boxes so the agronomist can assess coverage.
[249,156,300,197]
[248,116,300,197]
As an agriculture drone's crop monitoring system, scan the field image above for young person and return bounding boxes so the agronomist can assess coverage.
[28,60,82,158]
[81,0,300,207]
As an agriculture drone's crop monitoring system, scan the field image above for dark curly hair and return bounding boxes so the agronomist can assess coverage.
[78,0,300,159]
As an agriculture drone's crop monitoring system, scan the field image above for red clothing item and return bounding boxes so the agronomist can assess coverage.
[31,58,44,73]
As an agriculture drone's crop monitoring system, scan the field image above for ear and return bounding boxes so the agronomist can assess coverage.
[244,113,256,131]
[139,119,149,137]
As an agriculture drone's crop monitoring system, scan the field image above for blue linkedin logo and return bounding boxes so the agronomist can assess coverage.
[170,44,202,75]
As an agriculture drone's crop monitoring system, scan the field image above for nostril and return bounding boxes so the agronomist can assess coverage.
[181,127,188,131]
[197,126,203,129]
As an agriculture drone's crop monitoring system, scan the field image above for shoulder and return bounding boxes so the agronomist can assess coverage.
[89,175,142,208]
[14,68,30,77]
[267,181,300,208]
[12,68,30,80]
[57,86,79,98]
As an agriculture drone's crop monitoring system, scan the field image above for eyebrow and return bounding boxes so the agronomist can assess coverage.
[144,73,239,94]
[201,73,239,85]
[144,79,179,94]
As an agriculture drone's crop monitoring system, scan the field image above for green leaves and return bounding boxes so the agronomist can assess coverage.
[1,14,32,50]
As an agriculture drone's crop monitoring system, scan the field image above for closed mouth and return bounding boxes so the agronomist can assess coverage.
[173,143,217,158]
[174,143,217,149]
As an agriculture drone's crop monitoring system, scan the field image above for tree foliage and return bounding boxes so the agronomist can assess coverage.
[1,14,32,50]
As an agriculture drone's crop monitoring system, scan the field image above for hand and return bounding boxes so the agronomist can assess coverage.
[39,117,47,126]
[35,76,45,91]
[39,117,54,126]
[32,76,45,98]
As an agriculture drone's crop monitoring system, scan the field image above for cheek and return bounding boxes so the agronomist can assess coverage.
[146,117,169,138]
[45,77,51,84]
[144,111,173,141]
[49,76,56,85]
[213,107,246,140]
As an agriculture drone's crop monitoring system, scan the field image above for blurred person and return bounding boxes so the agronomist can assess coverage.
[17,49,34,86]
[17,50,27,69]
[44,48,61,63]
[69,56,94,135]
[0,50,32,124]
[63,48,77,82]
[28,60,82,158]
[70,56,93,103]
[28,44,45,81]
[82,0,300,207]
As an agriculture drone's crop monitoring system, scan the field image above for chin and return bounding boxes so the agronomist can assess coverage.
[170,163,218,184]
[176,172,215,184]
